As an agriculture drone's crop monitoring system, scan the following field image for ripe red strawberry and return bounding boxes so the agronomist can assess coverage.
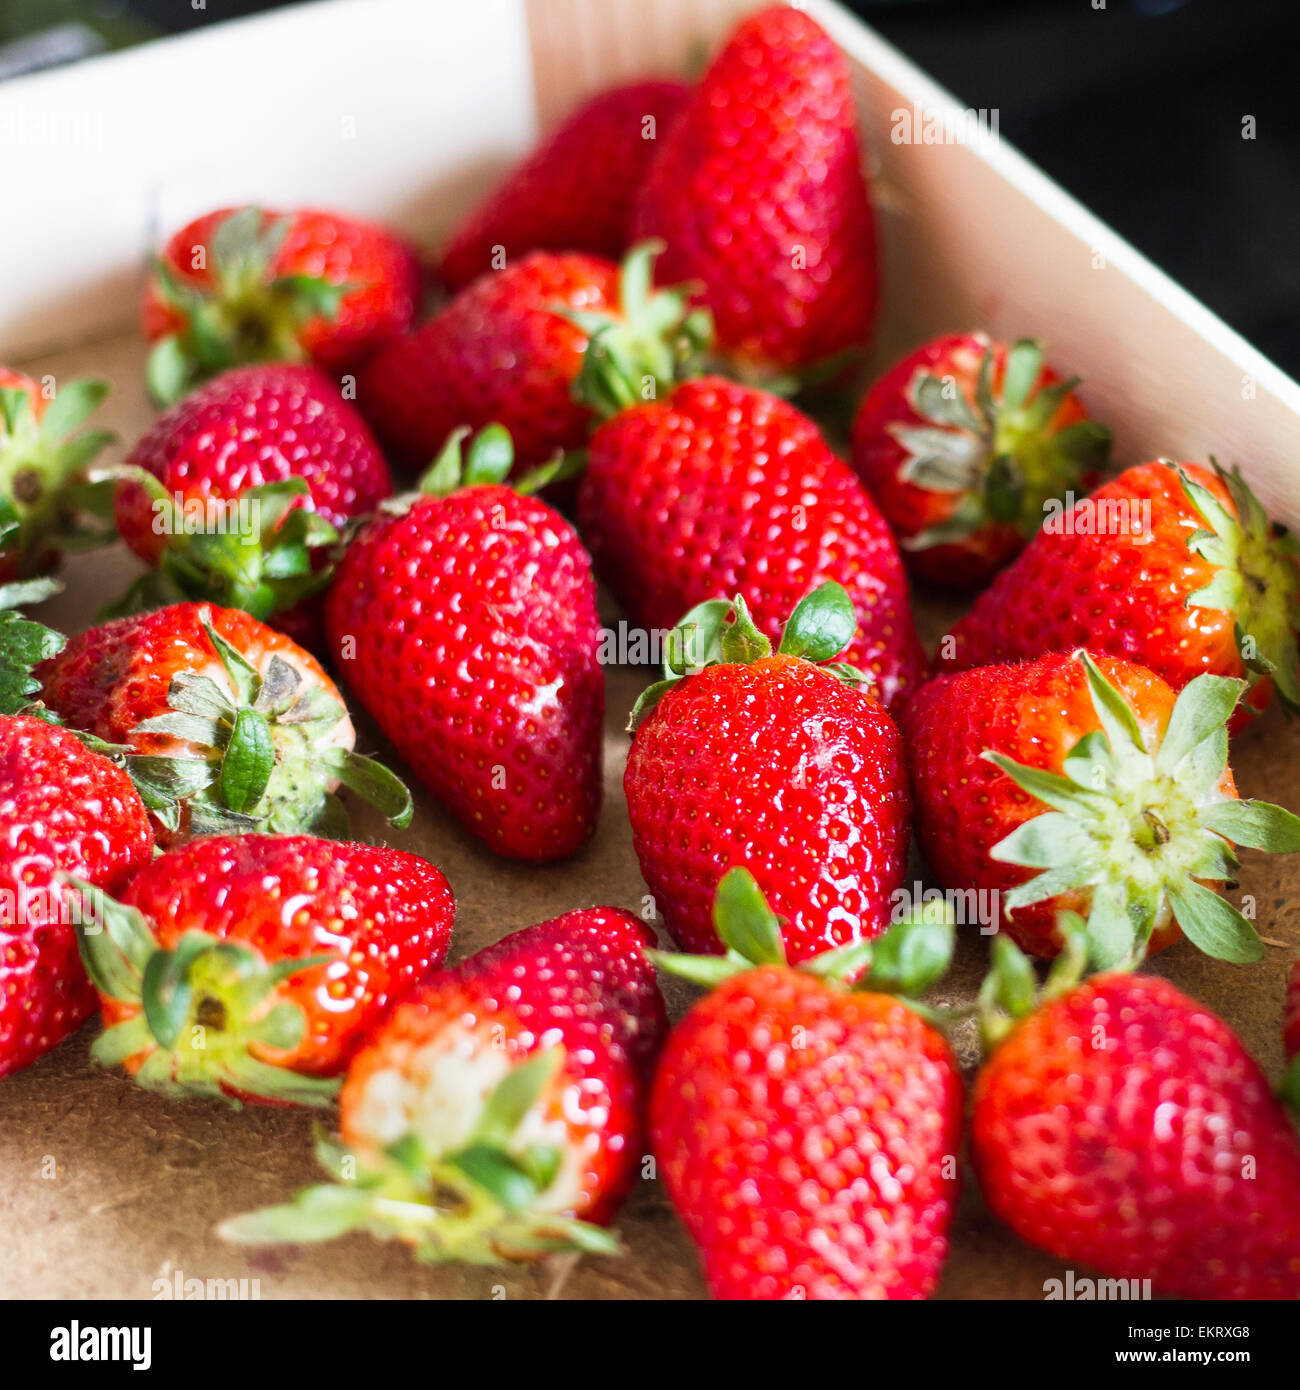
[905,649,1299,962]
[71,834,453,1106]
[625,584,910,964]
[0,369,115,582]
[651,870,963,1300]
[973,931,1300,1299]
[37,601,411,846]
[220,906,667,1259]
[142,206,423,405]
[110,362,390,626]
[325,427,602,862]
[850,333,1111,589]
[358,244,705,473]
[439,80,690,291]
[631,5,877,370]
[0,713,154,1079]
[937,460,1300,720]
[578,377,925,710]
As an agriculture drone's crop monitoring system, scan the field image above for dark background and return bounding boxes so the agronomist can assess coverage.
[4,0,1296,377]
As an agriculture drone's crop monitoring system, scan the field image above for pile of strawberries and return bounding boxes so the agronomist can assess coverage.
[3,5,1300,1300]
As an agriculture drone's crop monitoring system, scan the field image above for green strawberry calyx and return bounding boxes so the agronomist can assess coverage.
[986,650,1300,971]
[218,1048,622,1262]
[893,337,1111,551]
[564,239,714,420]
[1177,460,1300,714]
[146,208,354,407]
[628,580,869,728]
[363,423,579,529]
[0,378,117,572]
[123,618,411,840]
[977,911,1091,1051]
[99,469,339,622]
[652,867,957,1019]
[0,547,66,718]
[403,421,583,507]
[66,876,341,1107]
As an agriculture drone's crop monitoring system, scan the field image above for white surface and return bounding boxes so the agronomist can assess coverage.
[0,0,1295,523]
[0,0,537,355]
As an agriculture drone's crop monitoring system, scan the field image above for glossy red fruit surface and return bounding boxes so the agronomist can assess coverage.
[626,654,909,963]
[937,461,1299,722]
[632,6,876,369]
[652,966,962,1299]
[0,714,153,1078]
[579,377,925,712]
[100,834,454,1095]
[973,972,1300,1299]
[325,485,603,861]
[439,80,689,291]
[115,363,390,567]
[342,907,667,1229]
[358,251,618,472]
[142,206,422,375]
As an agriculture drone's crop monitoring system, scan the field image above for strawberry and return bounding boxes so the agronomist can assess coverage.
[142,206,423,405]
[578,376,925,711]
[358,243,706,473]
[0,713,154,1078]
[69,834,453,1106]
[937,460,1300,720]
[850,333,1111,589]
[219,905,667,1259]
[631,5,877,371]
[110,362,390,625]
[324,427,602,862]
[905,649,1300,962]
[625,584,910,965]
[650,870,963,1300]
[0,369,115,582]
[37,601,411,845]
[973,926,1300,1299]
[439,79,690,291]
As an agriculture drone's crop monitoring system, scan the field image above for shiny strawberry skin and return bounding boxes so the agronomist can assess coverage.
[626,655,910,962]
[937,462,1276,717]
[632,6,876,369]
[341,908,667,1228]
[651,966,963,1299]
[324,486,603,861]
[0,714,154,1078]
[439,80,689,292]
[39,601,350,752]
[358,251,618,471]
[37,602,357,845]
[115,363,391,567]
[973,973,1300,1299]
[578,377,925,711]
[904,651,1231,958]
[850,333,1095,589]
[142,207,422,372]
[107,834,454,1087]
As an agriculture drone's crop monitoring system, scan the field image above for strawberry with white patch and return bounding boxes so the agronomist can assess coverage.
[220,906,668,1262]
